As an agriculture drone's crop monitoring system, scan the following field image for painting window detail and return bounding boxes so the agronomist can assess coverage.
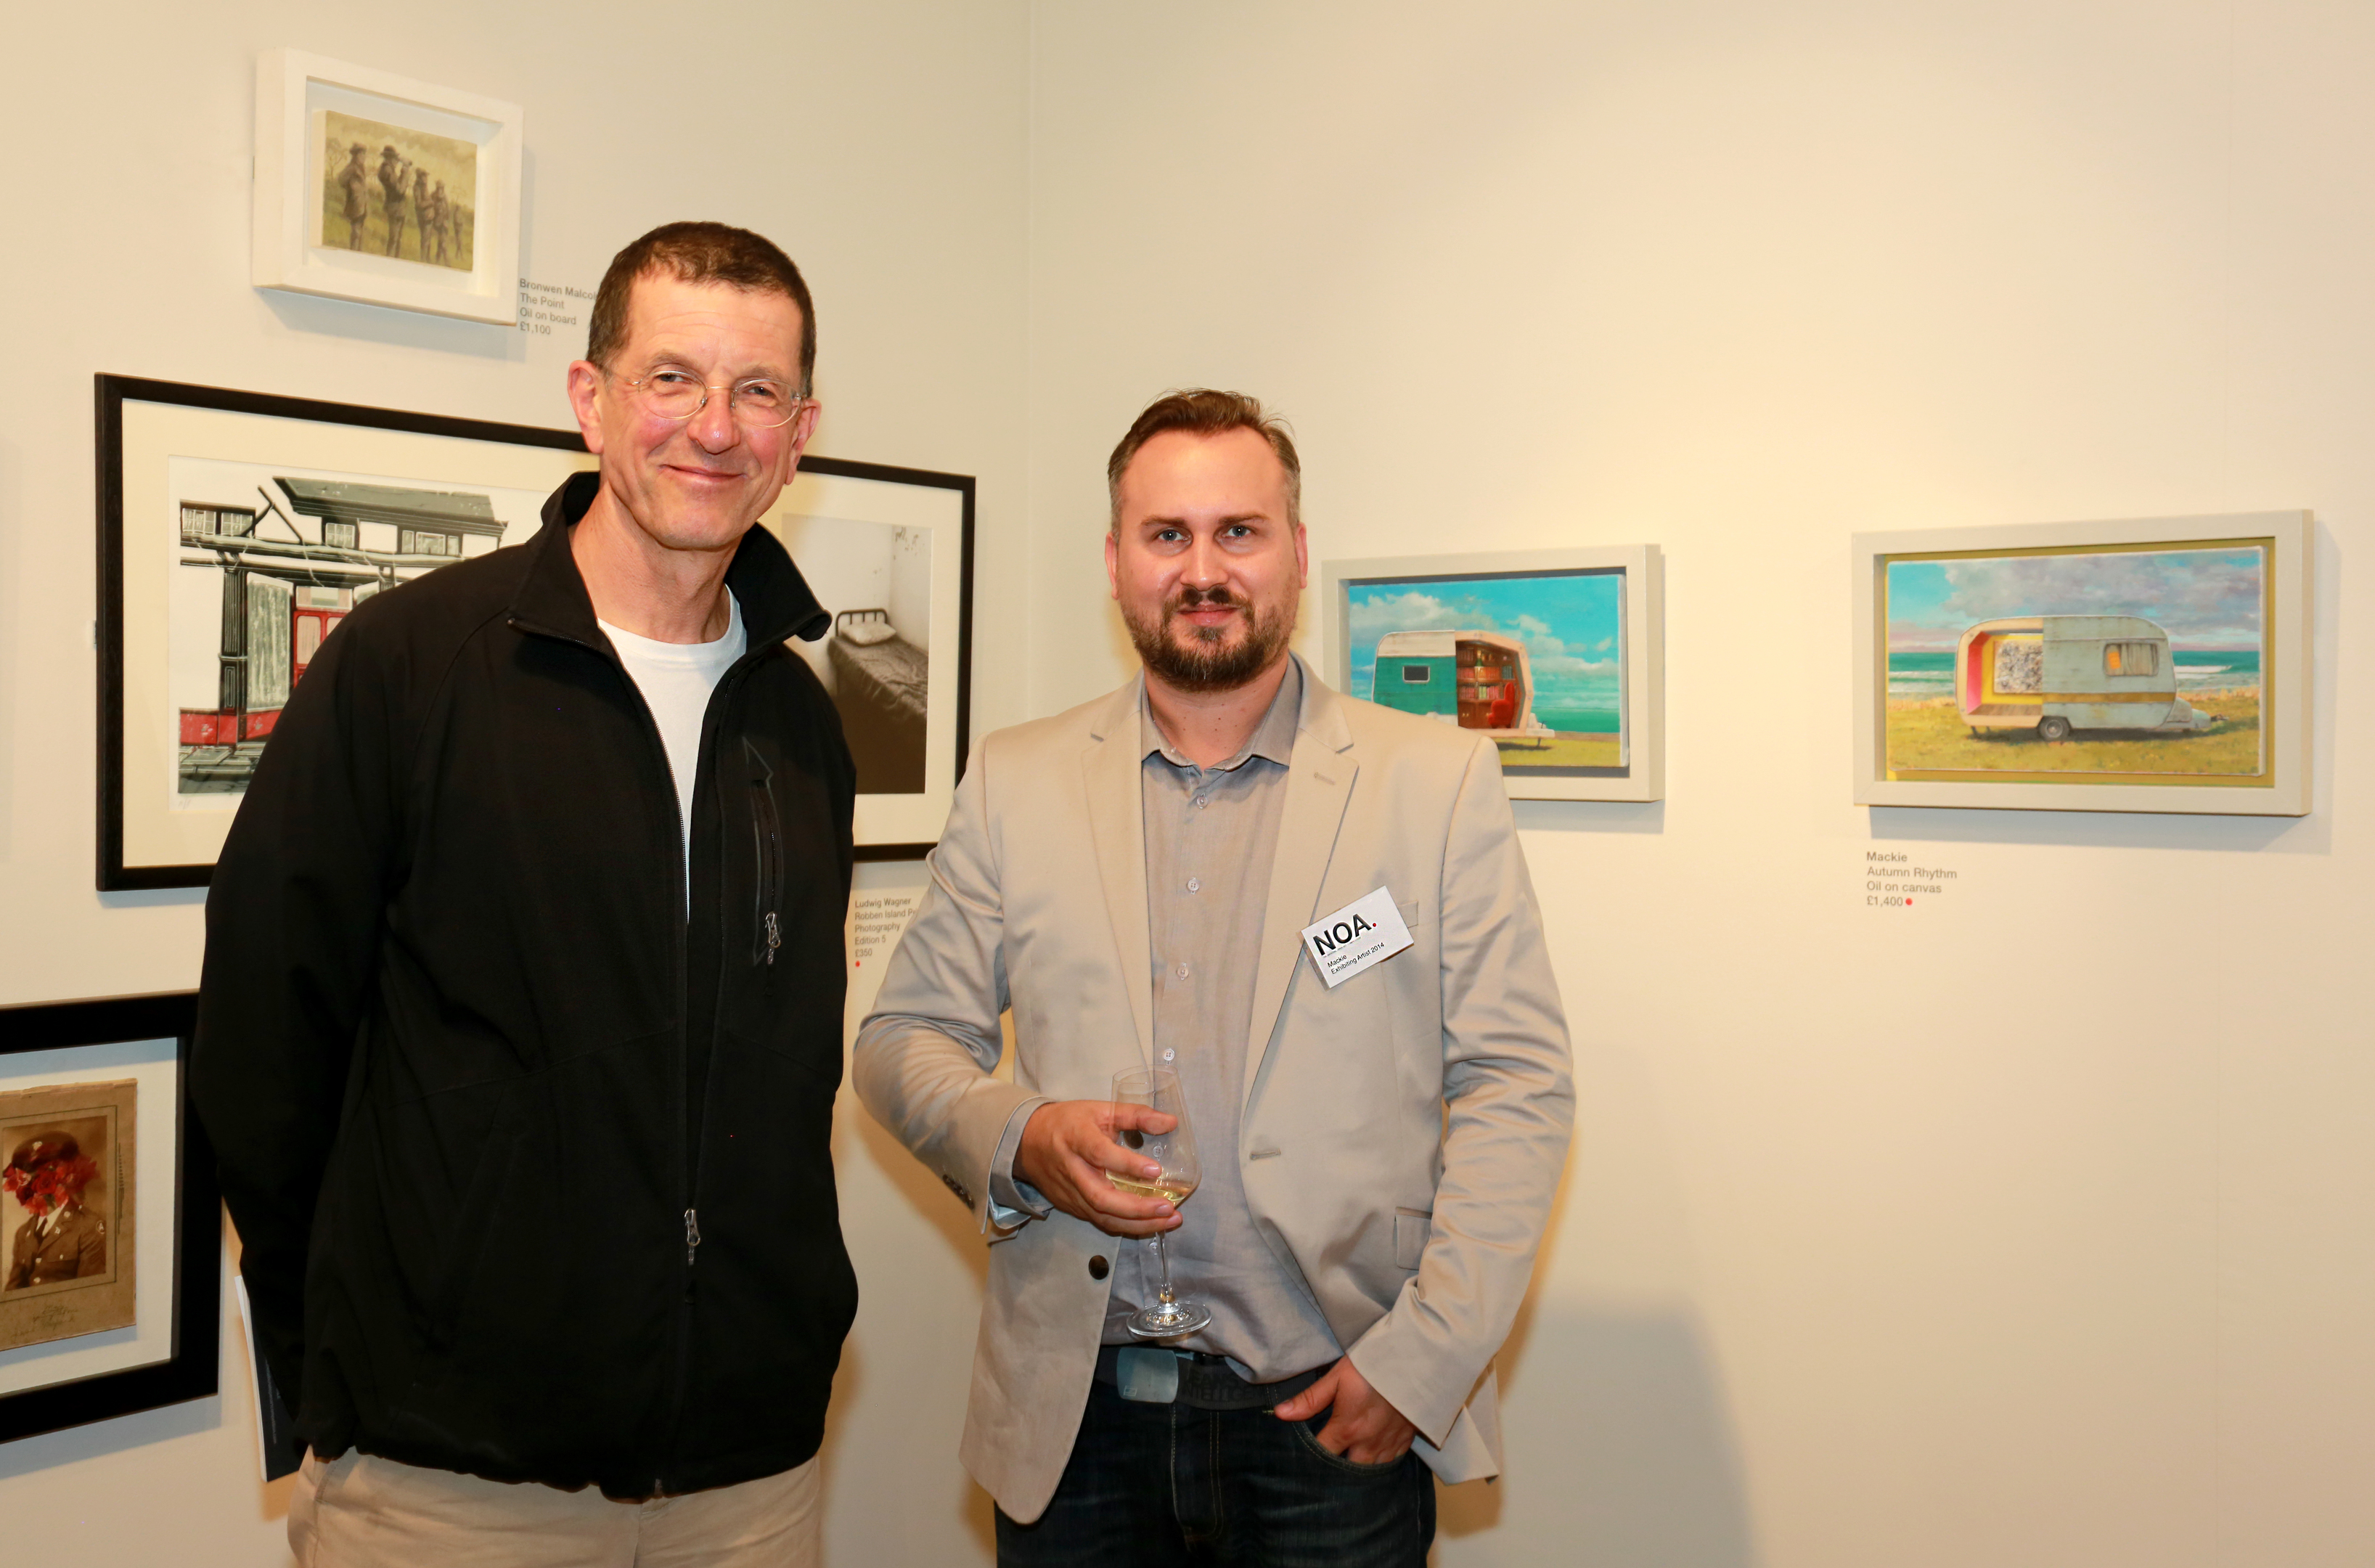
[2104,640,2157,677]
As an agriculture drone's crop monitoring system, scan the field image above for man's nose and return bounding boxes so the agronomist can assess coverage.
[687,384,742,453]
[1180,536,1227,588]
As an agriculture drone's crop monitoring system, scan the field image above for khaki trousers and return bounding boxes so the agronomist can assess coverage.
[289,1449,822,1567]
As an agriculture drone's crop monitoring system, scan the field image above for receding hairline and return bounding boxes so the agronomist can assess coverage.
[1108,429,1301,537]
[1105,389,1304,536]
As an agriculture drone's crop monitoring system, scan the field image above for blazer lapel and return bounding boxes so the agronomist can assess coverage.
[1243,671,1358,1103]
[1083,681,1156,1066]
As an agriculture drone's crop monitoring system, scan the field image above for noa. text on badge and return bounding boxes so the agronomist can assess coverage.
[1299,886,1415,989]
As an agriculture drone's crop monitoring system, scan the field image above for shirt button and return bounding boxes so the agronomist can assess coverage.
[1186,878,1201,893]
[1195,796,1208,809]
[1161,1048,1176,1062]
[1176,963,1191,979]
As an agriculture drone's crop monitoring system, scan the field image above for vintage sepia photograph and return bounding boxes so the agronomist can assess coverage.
[318,110,477,269]
[1325,545,1665,803]
[0,1081,136,1354]
[168,459,549,799]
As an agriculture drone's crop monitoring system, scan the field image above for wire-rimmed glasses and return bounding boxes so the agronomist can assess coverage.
[608,366,810,429]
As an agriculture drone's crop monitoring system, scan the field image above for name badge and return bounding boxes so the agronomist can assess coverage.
[1299,886,1414,989]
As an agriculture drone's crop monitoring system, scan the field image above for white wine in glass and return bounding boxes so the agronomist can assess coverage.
[1111,1066,1211,1339]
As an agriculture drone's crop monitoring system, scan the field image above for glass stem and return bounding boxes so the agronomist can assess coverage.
[1153,1230,1178,1306]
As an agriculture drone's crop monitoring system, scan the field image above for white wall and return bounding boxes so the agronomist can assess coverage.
[0,2,1026,1561]
[10,4,2375,1565]
[1026,4,2371,1565]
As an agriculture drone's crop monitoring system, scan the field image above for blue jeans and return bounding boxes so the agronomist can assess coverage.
[995,1373,1436,1567]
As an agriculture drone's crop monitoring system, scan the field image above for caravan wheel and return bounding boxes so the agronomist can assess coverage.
[2037,716,2072,742]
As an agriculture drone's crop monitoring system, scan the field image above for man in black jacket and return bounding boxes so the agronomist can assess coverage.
[195,222,857,1564]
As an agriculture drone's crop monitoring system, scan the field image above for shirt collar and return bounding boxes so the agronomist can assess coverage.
[1138,656,1305,772]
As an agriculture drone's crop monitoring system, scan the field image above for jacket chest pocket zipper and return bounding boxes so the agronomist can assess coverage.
[751,769,784,967]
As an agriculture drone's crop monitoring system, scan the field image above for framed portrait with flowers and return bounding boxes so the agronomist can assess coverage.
[0,993,218,1445]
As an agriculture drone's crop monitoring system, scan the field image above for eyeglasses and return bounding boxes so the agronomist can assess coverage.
[608,366,810,430]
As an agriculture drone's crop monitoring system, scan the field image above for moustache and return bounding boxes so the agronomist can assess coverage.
[1169,587,1240,612]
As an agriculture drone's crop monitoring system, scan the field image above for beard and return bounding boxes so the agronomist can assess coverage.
[1124,583,1296,693]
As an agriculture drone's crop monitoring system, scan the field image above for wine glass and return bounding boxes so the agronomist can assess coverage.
[1110,1066,1210,1339]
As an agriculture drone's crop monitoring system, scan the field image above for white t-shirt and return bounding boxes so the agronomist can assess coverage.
[599,592,748,902]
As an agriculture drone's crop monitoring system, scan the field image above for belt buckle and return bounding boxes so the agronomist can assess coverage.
[1116,1347,1182,1403]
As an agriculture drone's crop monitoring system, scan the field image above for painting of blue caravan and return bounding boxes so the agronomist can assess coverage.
[1340,565,1628,777]
[1884,542,2267,779]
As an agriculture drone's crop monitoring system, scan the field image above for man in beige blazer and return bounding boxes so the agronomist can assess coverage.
[855,389,1571,1567]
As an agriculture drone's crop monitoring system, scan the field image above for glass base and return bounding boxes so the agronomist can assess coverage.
[1127,1299,1213,1339]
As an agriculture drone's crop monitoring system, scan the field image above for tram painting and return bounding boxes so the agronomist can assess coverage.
[172,470,538,795]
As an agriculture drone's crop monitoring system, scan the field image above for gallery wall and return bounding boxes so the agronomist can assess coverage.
[1023,4,2369,1565]
[0,2,1028,1563]
[6,4,2374,1566]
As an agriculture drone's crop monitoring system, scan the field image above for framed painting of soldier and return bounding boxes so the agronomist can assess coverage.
[250,49,525,324]
[0,992,218,1445]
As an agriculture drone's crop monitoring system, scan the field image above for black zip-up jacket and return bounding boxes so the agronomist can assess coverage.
[193,473,859,1499]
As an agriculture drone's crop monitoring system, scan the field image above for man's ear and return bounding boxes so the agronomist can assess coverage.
[565,361,608,455]
[1105,529,1123,601]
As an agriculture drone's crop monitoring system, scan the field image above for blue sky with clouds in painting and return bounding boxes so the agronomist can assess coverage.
[1885,546,2264,651]
[1345,571,1623,715]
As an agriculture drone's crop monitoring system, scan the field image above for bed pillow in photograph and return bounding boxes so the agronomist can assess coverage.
[841,620,899,647]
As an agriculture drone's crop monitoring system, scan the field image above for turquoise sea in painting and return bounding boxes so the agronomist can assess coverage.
[1887,648,2262,696]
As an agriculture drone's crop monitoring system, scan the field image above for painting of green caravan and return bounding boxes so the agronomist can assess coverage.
[1884,542,2268,780]
[1344,567,1628,777]
[319,110,477,269]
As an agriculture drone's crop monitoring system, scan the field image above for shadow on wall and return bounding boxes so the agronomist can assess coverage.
[1439,1305,1757,1567]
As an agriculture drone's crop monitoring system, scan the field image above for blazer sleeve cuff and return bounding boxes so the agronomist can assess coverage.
[986,1095,1053,1230]
[1345,1317,1473,1450]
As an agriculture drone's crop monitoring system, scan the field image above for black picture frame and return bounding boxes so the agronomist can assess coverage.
[0,992,219,1445]
[97,375,976,887]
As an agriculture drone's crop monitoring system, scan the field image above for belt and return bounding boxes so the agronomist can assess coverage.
[1092,1344,1328,1411]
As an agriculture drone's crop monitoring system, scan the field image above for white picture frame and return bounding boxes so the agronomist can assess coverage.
[1322,545,1665,804]
[251,49,523,325]
[1852,510,2313,816]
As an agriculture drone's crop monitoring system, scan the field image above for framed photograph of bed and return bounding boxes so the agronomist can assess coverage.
[760,459,976,858]
[0,992,220,1445]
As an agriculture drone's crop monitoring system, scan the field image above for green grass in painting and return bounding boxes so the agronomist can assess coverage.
[1885,689,2263,776]
[1498,733,1623,769]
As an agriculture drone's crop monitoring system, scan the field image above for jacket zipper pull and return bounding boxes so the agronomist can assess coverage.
[764,911,780,966]
[684,1207,701,1267]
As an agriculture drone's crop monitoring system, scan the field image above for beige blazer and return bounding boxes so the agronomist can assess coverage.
[853,662,1573,1524]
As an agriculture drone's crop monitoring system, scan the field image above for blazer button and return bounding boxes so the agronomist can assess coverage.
[1088,1255,1109,1280]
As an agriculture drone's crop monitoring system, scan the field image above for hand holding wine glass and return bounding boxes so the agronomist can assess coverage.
[1112,1066,1211,1339]
[1012,1098,1187,1238]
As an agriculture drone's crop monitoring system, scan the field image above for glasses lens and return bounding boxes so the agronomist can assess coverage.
[636,370,705,420]
[729,379,800,428]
